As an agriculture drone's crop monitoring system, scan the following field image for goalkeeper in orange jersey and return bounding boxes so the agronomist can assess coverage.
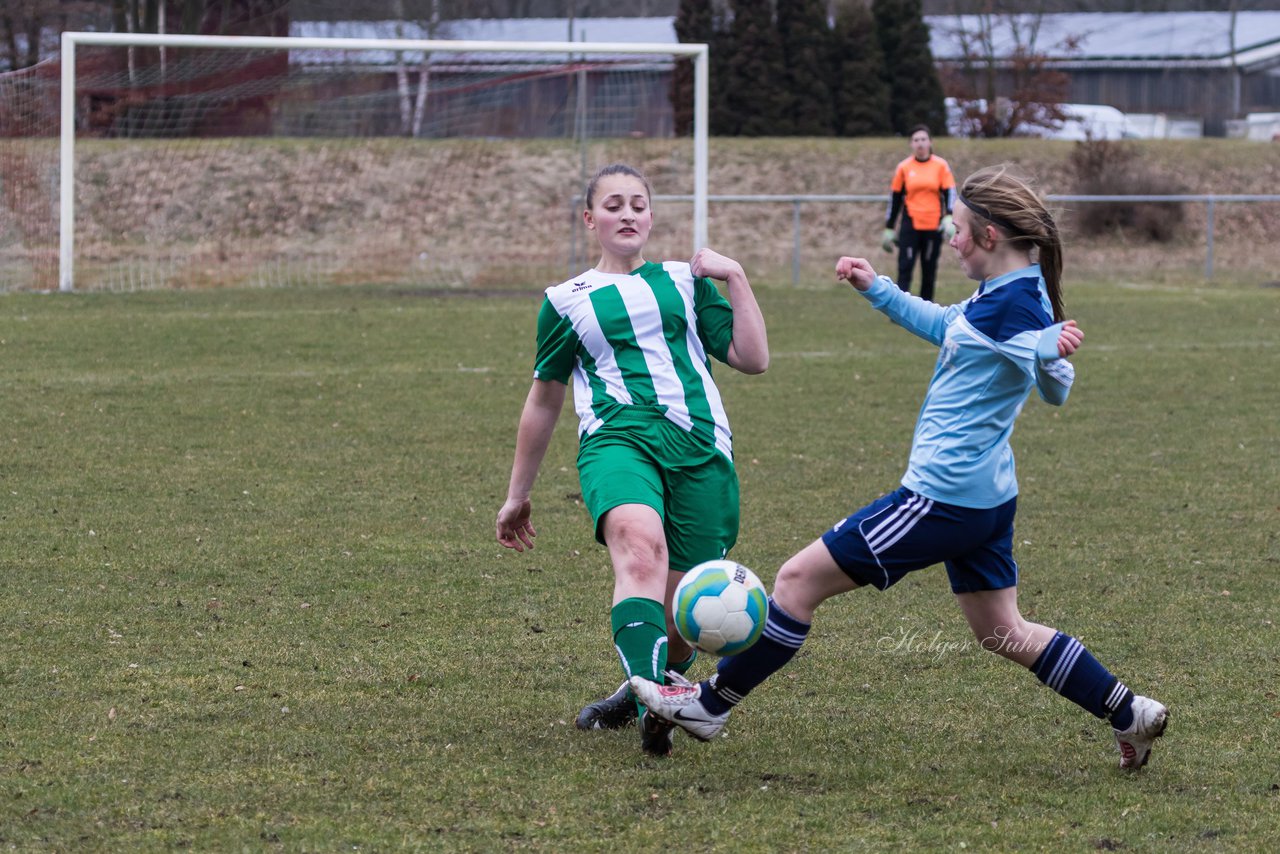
[882,124,956,303]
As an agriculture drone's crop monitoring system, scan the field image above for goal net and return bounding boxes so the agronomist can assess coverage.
[0,33,706,292]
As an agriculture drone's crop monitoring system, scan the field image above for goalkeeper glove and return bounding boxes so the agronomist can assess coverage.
[881,228,897,253]
[940,215,955,240]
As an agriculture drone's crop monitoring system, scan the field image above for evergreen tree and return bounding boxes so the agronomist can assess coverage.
[671,0,714,136]
[831,1,892,136]
[725,0,791,136]
[708,4,737,137]
[873,0,947,135]
[778,0,835,136]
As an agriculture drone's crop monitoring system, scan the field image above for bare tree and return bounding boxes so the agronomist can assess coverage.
[392,0,448,137]
[1228,0,1242,118]
[938,2,1079,137]
[2,1,106,71]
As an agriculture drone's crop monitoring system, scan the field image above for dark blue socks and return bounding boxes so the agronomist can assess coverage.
[702,597,810,715]
[1031,631,1135,729]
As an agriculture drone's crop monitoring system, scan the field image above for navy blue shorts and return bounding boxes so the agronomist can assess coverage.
[820,487,1018,593]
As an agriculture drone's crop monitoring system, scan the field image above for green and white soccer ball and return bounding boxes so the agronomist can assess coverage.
[673,559,768,656]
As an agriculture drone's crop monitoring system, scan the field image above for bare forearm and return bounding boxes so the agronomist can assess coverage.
[724,267,769,374]
[506,384,564,500]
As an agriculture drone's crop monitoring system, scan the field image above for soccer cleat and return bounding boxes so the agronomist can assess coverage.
[1113,695,1168,770]
[639,710,675,757]
[574,681,638,731]
[629,674,730,742]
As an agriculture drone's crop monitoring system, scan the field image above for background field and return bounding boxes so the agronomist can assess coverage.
[0,274,1277,851]
[6,137,1280,291]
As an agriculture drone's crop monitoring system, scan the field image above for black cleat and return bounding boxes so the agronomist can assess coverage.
[640,710,675,757]
[574,681,638,731]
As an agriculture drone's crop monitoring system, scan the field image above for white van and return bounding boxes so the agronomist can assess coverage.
[1044,104,1134,140]
[945,98,1134,140]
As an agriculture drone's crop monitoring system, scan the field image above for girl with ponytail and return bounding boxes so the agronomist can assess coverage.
[631,164,1169,772]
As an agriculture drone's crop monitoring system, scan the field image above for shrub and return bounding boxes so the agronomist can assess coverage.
[1068,137,1187,242]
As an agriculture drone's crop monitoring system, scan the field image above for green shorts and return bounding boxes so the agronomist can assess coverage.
[577,418,739,574]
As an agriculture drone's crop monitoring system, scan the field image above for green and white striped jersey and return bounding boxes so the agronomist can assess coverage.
[534,261,736,459]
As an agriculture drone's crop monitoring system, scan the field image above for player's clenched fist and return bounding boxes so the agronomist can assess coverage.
[690,247,744,282]
[835,256,878,292]
[1057,319,1084,358]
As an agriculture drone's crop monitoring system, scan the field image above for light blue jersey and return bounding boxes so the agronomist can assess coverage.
[860,264,1074,509]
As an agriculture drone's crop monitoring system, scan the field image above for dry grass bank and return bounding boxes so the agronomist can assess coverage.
[2,136,1277,290]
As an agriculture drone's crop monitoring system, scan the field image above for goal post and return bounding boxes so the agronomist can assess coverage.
[50,30,708,292]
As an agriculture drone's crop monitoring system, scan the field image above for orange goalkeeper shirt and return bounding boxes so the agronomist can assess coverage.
[890,155,955,231]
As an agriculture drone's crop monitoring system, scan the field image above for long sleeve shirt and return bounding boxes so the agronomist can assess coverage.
[860,264,1074,508]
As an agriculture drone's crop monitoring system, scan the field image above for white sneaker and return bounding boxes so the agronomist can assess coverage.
[629,674,730,742]
[1113,695,1168,770]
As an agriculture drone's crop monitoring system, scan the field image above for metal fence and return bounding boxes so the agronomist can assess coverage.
[632,193,1280,285]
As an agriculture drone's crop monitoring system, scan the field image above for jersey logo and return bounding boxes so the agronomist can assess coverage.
[570,281,591,292]
[939,336,959,370]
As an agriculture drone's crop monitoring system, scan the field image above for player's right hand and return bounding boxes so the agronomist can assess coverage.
[881,228,897,253]
[836,256,877,292]
[496,497,536,551]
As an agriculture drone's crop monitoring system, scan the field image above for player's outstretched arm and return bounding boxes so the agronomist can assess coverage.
[692,247,769,375]
[496,378,567,551]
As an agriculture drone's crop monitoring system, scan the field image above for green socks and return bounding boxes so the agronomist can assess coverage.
[611,597,668,713]
[668,648,697,675]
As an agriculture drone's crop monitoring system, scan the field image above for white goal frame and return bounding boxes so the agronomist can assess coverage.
[58,31,709,292]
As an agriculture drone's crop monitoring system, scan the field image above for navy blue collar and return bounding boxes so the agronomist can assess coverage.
[978,263,1041,297]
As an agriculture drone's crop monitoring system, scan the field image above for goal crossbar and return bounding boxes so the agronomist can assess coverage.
[57,30,709,292]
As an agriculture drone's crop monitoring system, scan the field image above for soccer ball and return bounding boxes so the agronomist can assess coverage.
[673,559,768,656]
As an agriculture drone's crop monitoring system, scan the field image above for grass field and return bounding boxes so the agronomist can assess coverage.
[0,275,1276,851]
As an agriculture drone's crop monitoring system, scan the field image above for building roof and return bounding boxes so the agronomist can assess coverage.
[291,17,677,45]
[925,12,1280,70]
[22,13,1280,72]
[293,13,1280,72]
[288,17,679,66]
[294,12,1280,67]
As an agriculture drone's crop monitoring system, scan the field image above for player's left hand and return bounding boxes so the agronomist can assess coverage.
[1057,320,1084,357]
[690,248,744,282]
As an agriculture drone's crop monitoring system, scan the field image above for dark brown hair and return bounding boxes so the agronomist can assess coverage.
[585,163,652,210]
